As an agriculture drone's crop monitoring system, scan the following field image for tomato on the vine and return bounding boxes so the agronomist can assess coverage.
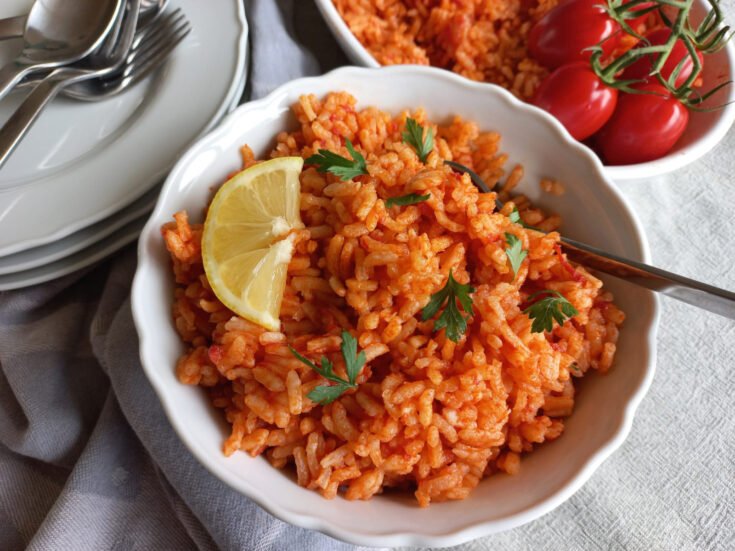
[595,83,689,165]
[532,63,618,140]
[623,0,657,31]
[622,28,704,88]
[528,0,621,69]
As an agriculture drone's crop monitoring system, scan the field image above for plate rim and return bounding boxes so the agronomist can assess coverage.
[0,186,158,275]
[0,214,146,290]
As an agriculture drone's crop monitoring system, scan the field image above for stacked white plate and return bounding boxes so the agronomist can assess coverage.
[0,0,249,290]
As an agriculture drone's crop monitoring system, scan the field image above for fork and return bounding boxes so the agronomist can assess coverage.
[0,7,190,169]
[445,160,735,320]
[61,9,190,102]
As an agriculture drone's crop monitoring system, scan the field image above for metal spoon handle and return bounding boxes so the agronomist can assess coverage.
[561,237,735,320]
[0,72,67,168]
[0,15,26,41]
[0,63,33,103]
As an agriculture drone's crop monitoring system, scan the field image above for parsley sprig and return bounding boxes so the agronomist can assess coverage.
[402,118,434,163]
[385,192,430,208]
[305,139,368,181]
[522,290,578,334]
[504,233,527,280]
[421,269,475,343]
[289,331,366,405]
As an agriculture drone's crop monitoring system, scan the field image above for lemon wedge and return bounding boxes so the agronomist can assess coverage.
[202,157,304,331]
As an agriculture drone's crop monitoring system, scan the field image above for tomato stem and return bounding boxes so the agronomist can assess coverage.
[691,0,729,51]
[674,34,703,91]
[593,0,732,107]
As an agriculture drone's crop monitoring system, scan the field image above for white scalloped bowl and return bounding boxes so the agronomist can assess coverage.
[314,0,735,182]
[132,66,658,548]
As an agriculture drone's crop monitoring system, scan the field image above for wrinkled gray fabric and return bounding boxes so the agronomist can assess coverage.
[1,1,734,550]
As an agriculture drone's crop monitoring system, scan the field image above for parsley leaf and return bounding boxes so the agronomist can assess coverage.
[504,232,527,280]
[522,290,578,333]
[340,330,366,384]
[307,384,351,405]
[385,192,431,208]
[305,139,368,181]
[288,331,365,405]
[509,207,542,231]
[421,269,475,343]
[509,208,522,224]
[402,118,434,163]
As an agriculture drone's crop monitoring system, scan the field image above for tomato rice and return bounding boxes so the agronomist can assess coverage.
[163,91,624,506]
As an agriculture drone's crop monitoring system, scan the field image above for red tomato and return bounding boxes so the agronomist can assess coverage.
[528,0,621,69]
[623,0,656,30]
[595,83,689,164]
[622,28,704,88]
[532,63,619,140]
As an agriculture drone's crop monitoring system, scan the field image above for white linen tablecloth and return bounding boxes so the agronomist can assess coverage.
[1,1,734,549]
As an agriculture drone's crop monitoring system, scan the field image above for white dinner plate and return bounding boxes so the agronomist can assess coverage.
[0,0,248,256]
[0,51,247,282]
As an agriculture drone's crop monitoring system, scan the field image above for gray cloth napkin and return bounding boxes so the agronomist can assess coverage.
[1,1,734,550]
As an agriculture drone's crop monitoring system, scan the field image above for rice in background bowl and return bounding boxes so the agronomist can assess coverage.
[132,66,658,547]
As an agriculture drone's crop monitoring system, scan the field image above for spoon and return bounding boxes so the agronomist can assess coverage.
[0,0,166,42]
[138,0,170,29]
[0,0,122,102]
[444,161,735,320]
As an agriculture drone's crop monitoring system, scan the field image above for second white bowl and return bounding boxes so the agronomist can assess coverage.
[314,0,735,181]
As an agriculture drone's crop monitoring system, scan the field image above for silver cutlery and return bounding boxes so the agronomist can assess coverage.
[0,4,190,168]
[21,8,188,102]
[445,161,735,320]
[0,0,167,42]
[16,0,172,100]
[139,0,171,31]
[0,0,122,102]
[64,10,189,101]
[0,0,141,166]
